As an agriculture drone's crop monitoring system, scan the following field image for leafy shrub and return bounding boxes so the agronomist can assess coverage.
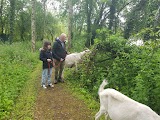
[65,29,160,114]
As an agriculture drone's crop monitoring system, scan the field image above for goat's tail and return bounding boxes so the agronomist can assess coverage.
[98,79,108,94]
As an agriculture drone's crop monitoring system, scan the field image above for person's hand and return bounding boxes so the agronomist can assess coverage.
[52,62,55,67]
[47,59,52,62]
[60,58,64,61]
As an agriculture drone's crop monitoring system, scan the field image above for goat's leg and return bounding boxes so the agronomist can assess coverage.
[105,113,109,120]
[95,110,105,120]
[95,111,101,120]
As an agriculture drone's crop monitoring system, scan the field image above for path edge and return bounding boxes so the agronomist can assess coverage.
[10,63,41,120]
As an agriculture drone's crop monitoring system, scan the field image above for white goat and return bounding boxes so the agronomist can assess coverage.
[95,79,160,120]
[65,49,90,70]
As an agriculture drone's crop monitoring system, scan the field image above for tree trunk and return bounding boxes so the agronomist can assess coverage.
[154,6,160,27]
[9,0,15,44]
[0,0,4,34]
[78,19,84,35]
[67,0,73,50]
[108,0,116,33]
[31,0,36,52]
[20,13,25,41]
[42,0,47,40]
[85,0,92,47]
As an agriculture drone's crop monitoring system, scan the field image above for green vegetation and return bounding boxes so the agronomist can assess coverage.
[0,42,41,119]
[11,63,41,120]
[65,29,160,115]
[1,0,160,119]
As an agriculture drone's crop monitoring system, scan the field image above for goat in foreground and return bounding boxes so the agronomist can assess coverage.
[95,79,160,120]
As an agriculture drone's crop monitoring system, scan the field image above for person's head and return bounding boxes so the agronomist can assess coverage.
[59,33,67,42]
[43,41,51,51]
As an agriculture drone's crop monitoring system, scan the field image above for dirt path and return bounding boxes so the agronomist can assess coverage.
[34,81,94,120]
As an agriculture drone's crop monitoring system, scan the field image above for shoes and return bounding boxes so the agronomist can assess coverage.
[58,77,64,83]
[54,80,58,84]
[54,78,64,84]
[42,84,54,88]
[48,83,54,87]
[42,84,47,89]
[60,79,64,83]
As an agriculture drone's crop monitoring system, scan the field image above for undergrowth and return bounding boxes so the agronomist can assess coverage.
[10,63,41,120]
[0,41,41,119]
[64,29,160,115]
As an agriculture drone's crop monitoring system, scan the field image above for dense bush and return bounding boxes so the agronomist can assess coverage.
[65,30,160,114]
[0,42,41,119]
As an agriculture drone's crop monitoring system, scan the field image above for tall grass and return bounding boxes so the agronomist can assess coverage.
[0,41,41,119]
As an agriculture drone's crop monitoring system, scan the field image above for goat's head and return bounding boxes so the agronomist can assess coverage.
[80,49,91,56]
[84,49,90,53]
[103,79,108,86]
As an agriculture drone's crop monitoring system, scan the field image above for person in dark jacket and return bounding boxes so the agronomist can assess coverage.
[52,33,67,84]
[40,41,54,88]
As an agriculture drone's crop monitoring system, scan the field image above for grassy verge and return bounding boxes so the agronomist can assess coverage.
[64,68,107,119]
[0,41,42,119]
[65,81,107,120]
[10,63,41,120]
[63,72,101,117]
[66,82,99,111]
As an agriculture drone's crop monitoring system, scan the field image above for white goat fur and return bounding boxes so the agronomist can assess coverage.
[95,79,160,120]
[65,50,90,69]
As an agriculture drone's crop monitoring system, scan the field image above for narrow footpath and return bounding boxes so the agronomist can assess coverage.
[34,81,94,120]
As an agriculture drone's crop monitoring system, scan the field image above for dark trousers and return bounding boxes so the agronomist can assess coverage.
[54,59,65,81]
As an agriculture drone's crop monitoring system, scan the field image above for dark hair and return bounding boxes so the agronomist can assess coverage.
[43,41,51,51]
